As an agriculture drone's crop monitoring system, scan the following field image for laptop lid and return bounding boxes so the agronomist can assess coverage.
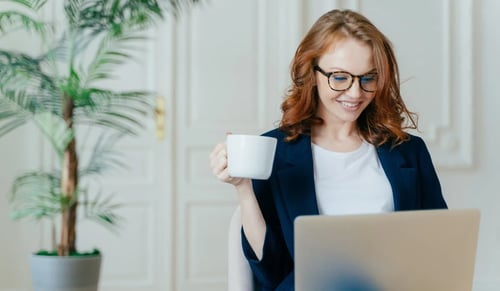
[294,209,480,291]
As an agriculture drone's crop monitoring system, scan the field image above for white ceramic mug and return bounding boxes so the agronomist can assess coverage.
[226,134,277,180]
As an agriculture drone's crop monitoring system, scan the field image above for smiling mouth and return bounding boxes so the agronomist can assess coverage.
[338,101,362,110]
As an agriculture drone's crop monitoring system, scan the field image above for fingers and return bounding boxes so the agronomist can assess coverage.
[209,141,247,187]
[215,166,231,182]
[209,142,230,180]
[209,143,226,170]
[209,142,226,161]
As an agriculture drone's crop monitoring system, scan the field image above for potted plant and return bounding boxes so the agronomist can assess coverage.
[0,0,198,290]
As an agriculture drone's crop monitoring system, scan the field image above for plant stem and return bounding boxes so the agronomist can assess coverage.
[59,94,78,256]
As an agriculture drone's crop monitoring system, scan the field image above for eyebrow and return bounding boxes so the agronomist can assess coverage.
[325,66,377,73]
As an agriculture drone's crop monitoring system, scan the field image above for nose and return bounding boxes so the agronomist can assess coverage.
[345,77,362,99]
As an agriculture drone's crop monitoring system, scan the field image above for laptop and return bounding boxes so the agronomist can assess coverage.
[294,209,480,291]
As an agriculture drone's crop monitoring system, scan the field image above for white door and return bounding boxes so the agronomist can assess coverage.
[171,0,300,290]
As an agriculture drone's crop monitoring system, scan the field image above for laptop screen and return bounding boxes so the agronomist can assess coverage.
[294,209,480,291]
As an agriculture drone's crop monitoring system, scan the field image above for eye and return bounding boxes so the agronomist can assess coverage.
[360,74,377,83]
[331,73,350,83]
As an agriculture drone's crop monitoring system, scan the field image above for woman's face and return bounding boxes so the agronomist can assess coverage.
[315,37,376,127]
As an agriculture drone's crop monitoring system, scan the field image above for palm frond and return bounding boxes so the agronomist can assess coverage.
[33,112,74,158]
[0,89,70,147]
[79,132,127,178]
[5,0,48,10]
[83,32,146,85]
[0,50,58,97]
[9,171,64,221]
[64,0,84,29]
[0,90,36,136]
[39,34,70,67]
[0,115,27,136]
[74,89,153,134]
[0,10,48,38]
[119,0,163,28]
[58,67,81,102]
[75,0,164,36]
[81,189,123,230]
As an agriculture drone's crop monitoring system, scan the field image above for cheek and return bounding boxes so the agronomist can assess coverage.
[359,94,377,112]
[317,82,342,101]
[366,93,376,104]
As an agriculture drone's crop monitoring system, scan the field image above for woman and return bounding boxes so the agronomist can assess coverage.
[210,9,447,290]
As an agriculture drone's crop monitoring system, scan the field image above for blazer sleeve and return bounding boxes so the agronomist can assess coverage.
[240,178,293,289]
[414,137,448,209]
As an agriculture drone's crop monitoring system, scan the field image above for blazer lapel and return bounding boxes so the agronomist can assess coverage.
[377,143,418,210]
[276,135,319,222]
[274,137,418,221]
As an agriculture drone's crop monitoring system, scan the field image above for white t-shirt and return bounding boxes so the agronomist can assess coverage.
[312,140,394,215]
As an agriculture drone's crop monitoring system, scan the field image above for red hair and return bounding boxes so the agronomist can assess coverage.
[280,9,417,146]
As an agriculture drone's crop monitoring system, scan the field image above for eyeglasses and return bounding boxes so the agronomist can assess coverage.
[314,65,378,92]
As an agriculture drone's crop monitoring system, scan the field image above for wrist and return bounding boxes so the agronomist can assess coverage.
[235,179,254,200]
[234,178,252,191]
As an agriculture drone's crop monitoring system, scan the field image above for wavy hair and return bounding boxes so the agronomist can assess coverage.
[279,9,417,146]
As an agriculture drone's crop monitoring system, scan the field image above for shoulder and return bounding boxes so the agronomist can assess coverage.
[261,128,286,140]
[395,134,427,151]
[261,128,288,148]
[379,133,427,152]
[378,133,433,164]
[260,128,311,160]
[261,128,310,147]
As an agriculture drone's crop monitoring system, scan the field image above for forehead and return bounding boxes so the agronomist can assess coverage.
[318,38,374,74]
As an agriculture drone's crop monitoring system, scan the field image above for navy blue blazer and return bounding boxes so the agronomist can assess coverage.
[241,128,448,291]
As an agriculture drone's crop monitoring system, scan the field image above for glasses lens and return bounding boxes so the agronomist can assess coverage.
[359,73,378,92]
[329,72,352,91]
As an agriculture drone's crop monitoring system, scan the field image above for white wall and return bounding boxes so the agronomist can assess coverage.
[0,0,499,290]
[440,0,500,289]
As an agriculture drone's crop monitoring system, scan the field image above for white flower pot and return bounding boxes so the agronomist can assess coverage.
[30,254,102,291]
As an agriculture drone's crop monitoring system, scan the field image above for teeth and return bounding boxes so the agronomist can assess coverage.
[340,101,358,108]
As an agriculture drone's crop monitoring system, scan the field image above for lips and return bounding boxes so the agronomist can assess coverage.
[338,100,362,111]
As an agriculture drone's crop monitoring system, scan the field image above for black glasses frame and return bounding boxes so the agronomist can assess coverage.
[313,65,377,93]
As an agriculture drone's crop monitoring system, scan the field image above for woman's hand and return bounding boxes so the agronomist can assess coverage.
[209,142,250,188]
[210,141,266,259]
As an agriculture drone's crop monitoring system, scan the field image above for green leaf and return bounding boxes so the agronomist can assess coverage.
[74,0,165,35]
[0,90,33,137]
[84,33,145,85]
[5,0,48,11]
[0,10,49,38]
[9,171,63,221]
[0,117,26,136]
[0,50,59,103]
[59,68,81,101]
[81,189,123,230]
[74,89,153,133]
[33,112,75,156]
[79,132,127,178]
